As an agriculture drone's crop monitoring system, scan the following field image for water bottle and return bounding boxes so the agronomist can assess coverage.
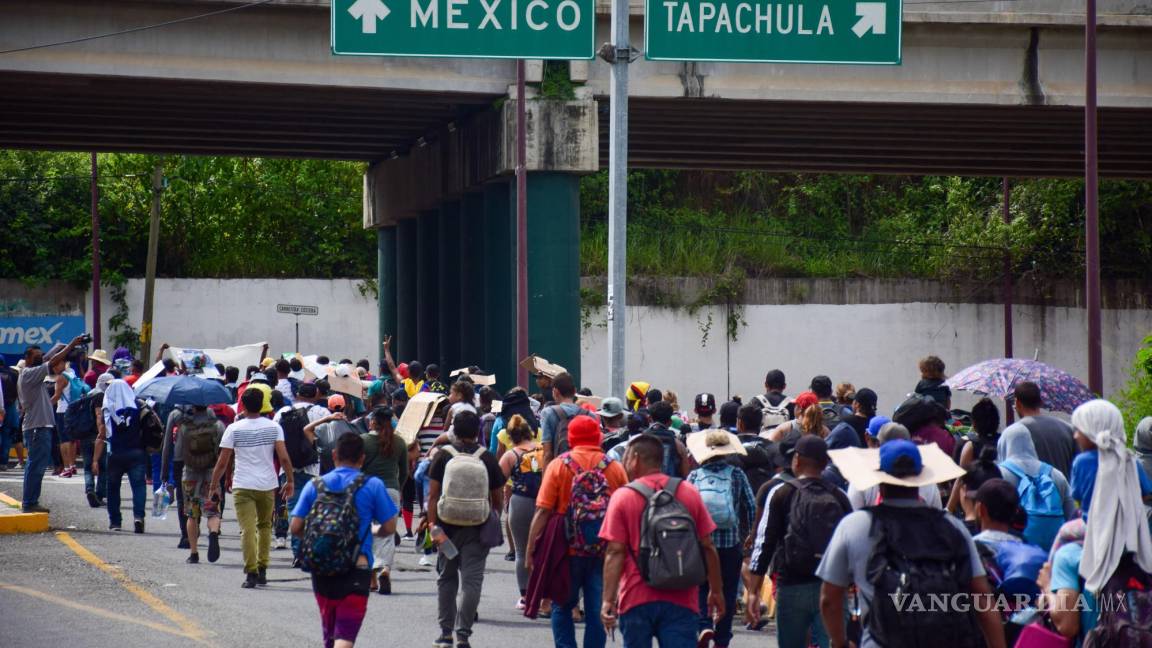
[152,486,171,520]
[430,526,458,560]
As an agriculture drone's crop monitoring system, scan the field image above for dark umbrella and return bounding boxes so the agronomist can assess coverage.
[134,375,233,407]
[945,358,1095,414]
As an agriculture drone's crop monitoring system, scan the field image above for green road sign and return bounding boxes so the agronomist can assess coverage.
[644,0,901,64]
[332,0,596,59]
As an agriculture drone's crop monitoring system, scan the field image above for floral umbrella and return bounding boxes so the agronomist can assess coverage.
[945,358,1095,414]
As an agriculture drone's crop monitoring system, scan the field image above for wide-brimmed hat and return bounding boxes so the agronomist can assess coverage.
[88,349,112,366]
[687,429,747,464]
[828,441,964,489]
[598,397,626,418]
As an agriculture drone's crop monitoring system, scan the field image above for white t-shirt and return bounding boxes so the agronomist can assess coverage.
[846,482,943,510]
[220,416,284,491]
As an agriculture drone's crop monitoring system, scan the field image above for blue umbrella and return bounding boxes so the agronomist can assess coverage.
[134,375,233,407]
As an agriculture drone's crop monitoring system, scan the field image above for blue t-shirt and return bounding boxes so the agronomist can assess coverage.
[1049,542,1097,641]
[291,466,398,563]
[1071,450,1152,517]
[540,403,584,444]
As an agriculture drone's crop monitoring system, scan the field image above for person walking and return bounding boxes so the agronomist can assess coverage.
[540,372,591,470]
[686,430,756,648]
[525,416,628,648]
[600,434,725,648]
[498,414,543,609]
[17,336,86,513]
[291,432,399,648]
[93,379,154,533]
[209,388,295,589]
[995,423,1075,550]
[1006,381,1078,480]
[162,404,225,563]
[426,410,505,648]
[359,405,407,595]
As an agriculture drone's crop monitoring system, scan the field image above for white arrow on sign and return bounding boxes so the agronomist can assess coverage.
[348,0,391,34]
[852,2,886,37]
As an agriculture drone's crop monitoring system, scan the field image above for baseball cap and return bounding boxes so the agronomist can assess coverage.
[694,393,717,414]
[598,397,625,418]
[879,439,922,478]
[854,388,878,410]
[867,415,891,440]
[972,478,1019,523]
[327,394,346,410]
[250,372,270,384]
[794,435,830,463]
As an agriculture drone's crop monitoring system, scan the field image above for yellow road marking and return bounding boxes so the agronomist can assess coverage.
[55,531,212,644]
[0,491,20,507]
[0,581,199,639]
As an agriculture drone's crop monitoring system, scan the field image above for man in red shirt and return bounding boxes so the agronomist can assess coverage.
[525,416,628,648]
[600,434,725,648]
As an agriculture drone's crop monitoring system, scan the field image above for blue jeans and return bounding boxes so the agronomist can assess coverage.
[776,580,830,648]
[21,427,53,509]
[553,555,606,648]
[698,544,743,646]
[106,449,148,527]
[281,470,312,555]
[619,601,698,648]
[81,439,107,497]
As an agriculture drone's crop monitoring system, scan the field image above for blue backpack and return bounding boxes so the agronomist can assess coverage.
[695,464,738,529]
[66,373,90,403]
[1001,461,1064,550]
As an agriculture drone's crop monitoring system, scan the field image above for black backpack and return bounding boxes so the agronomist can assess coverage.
[550,405,594,455]
[281,406,319,469]
[864,505,981,648]
[626,477,707,590]
[737,434,776,495]
[136,400,166,453]
[780,477,851,577]
[64,392,100,442]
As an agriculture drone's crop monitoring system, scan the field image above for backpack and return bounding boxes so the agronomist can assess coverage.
[64,392,100,442]
[646,424,683,477]
[781,477,851,577]
[437,446,491,526]
[0,367,17,407]
[299,474,369,576]
[563,453,613,557]
[66,373,89,403]
[136,401,166,453]
[820,402,843,428]
[601,429,629,453]
[737,435,776,496]
[280,406,319,469]
[108,409,145,454]
[1000,461,1065,550]
[864,505,981,648]
[550,405,593,456]
[1084,553,1152,648]
[317,419,357,475]
[626,477,707,590]
[755,394,792,430]
[182,413,221,471]
[695,464,739,530]
[510,447,543,499]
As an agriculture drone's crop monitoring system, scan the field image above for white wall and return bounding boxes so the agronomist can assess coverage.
[94,279,380,364]
[580,303,1152,416]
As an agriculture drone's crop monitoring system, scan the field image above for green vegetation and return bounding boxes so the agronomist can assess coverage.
[2,152,1151,287]
[1117,334,1152,439]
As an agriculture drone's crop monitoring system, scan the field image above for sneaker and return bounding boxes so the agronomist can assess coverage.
[61,466,76,478]
[207,532,221,563]
[109,525,122,532]
[22,504,49,514]
[274,537,287,550]
[516,598,526,611]
[86,491,101,508]
[242,572,258,589]
[456,639,471,648]
[418,554,436,568]
[257,567,267,585]
[432,633,453,648]
[186,553,200,564]
[291,557,302,569]
[177,537,190,549]
[378,571,392,595]
[504,550,515,562]
[134,519,145,534]
[697,628,714,648]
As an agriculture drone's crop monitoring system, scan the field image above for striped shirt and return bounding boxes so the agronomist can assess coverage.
[221,416,284,491]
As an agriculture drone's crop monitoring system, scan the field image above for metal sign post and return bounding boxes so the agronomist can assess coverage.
[277,304,319,353]
[1085,0,1103,395]
[604,0,632,399]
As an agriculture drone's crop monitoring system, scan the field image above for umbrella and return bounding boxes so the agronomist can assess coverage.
[945,358,1095,414]
[134,375,233,407]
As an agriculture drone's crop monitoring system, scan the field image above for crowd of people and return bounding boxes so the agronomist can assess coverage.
[4,338,1152,648]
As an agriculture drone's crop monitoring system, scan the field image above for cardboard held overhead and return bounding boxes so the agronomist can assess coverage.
[326,365,365,400]
[396,392,448,446]
[450,367,496,386]
[518,355,567,379]
[576,395,603,409]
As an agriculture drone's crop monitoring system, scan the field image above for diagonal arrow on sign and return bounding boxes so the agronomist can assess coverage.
[852,2,887,37]
[348,0,391,34]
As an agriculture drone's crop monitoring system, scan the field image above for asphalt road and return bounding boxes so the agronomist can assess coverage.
[0,472,778,648]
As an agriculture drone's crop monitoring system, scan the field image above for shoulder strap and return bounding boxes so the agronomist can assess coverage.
[470,447,485,458]
[662,477,682,497]
[1000,460,1025,480]
[311,476,326,495]
[443,446,460,458]
[562,453,582,475]
[626,479,656,499]
[554,405,570,424]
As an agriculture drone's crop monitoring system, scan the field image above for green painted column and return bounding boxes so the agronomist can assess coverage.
[376,226,397,372]
[460,191,486,370]
[395,219,417,363]
[483,180,516,393]
[526,172,582,385]
[438,201,461,371]
[415,211,440,365]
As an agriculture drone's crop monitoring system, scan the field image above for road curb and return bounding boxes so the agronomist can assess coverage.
[0,491,49,534]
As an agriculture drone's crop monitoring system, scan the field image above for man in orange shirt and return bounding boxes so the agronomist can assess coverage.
[525,415,628,648]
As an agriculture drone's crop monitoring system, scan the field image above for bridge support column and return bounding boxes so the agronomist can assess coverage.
[438,200,461,371]
[394,219,418,364]
[377,226,397,373]
[524,172,581,385]
[460,191,486,371]
[416,210,440,366]
[483,180,516,393]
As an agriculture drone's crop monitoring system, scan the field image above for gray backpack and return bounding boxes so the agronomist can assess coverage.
[626,478,707,590]
[437,446,491,526]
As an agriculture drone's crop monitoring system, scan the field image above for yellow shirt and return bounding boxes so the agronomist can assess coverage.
[403,378,424,398]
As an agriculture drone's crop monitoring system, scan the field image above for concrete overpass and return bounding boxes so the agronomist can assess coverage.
[2,0,1151,385]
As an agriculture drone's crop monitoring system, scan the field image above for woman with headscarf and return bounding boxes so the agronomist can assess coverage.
[92,379,151,533]
[1039,400,1152,643]
[996,423,1076,549]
